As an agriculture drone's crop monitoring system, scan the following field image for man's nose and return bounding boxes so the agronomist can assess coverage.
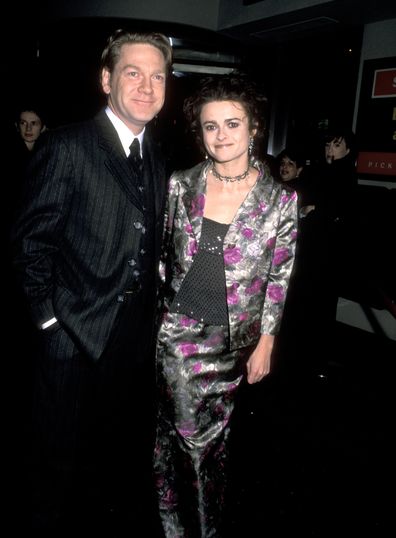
[139,75,153,93]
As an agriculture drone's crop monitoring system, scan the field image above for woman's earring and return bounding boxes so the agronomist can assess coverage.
[248,137,254,156]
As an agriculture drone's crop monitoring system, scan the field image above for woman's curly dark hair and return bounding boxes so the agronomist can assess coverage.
[183,75,267,154]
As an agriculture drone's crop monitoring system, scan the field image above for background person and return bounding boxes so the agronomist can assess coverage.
[6,105,50,407]
[277,146,316,217]
[279,126,358,380]
[11,29,172,534]
[315,125,358,329]
[153,75,298,537]
[275,145,323,377]
[9,105,48,220]
[16,106,47,152]
[318,125,358,229]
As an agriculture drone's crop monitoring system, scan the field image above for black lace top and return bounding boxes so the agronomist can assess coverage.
[170,217,229,325]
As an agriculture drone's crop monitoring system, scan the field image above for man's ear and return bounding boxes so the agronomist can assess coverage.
[101,68,111,95]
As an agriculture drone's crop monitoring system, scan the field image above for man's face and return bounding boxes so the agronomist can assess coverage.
[325,136,350,164]
[101,43,166,135]
[18,111,43,144]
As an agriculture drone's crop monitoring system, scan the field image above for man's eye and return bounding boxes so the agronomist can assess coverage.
[127,71,139,77]
[153,74,165,82]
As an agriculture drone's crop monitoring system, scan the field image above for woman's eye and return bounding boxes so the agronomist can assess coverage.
[228,122,239,128]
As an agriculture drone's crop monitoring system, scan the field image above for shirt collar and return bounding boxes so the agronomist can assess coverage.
[105,106,145,157]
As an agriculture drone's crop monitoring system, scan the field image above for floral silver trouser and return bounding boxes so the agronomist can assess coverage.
[154,311,250,538]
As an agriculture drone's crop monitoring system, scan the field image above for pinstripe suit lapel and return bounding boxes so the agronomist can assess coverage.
[94,111,144,211]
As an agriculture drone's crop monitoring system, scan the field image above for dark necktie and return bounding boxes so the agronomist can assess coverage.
[128,138,154,213]
[128,138,143,173]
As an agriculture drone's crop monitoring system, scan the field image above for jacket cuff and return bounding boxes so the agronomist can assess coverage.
[31,300,56,329]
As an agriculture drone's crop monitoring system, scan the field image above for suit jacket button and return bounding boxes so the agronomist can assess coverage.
[130,281,141,292]
[133,221,143,230]
[128,258,136,267]
[117,294,125,303]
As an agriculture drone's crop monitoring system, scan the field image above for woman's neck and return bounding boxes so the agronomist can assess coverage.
[211,158,250,183]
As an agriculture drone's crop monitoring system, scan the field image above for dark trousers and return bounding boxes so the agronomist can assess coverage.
[26,296,159,534]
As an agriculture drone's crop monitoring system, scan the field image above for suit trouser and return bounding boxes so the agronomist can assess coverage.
[28,294,157,531]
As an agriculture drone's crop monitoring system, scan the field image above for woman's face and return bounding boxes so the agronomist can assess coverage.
[18,111,43,144]
[279,156,302,181]
[325,136,350,164]
[200,100,254,165]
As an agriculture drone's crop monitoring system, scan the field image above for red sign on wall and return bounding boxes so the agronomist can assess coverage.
[372,68,396,98]
[357,152,396,176]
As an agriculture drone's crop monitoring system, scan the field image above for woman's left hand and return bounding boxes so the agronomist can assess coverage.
[246,334,275,384]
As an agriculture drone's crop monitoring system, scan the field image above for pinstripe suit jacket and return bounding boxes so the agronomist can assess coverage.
[12,109,167,360]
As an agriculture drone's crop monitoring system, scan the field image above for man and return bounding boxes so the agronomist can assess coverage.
[16,107,47,152]
[11,29,172,534]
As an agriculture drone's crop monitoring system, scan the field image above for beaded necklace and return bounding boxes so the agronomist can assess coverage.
[211,165,250,183]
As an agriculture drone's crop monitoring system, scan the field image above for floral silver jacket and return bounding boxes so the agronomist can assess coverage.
[159,159,298,350]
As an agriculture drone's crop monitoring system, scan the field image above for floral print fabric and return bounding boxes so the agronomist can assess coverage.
[154,312,250,537]
[154,159,298,537]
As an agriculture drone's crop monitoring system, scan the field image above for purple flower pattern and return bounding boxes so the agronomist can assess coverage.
[245,276,264,295]
[180,316,197,327]
[242,226,254,239]
[189,193,205,217]
[267,283,285,303]
[224,246,242,265]
[187,238,198,256]
[179,342,199,357]
[227,282,240,305]
[266,236,276,249]
[273,247,290,266]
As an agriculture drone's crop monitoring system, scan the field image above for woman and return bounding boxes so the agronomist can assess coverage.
[154,76,298,537]
[275,147,319,377]
[277,146,315,218]
[278,146,304,183]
